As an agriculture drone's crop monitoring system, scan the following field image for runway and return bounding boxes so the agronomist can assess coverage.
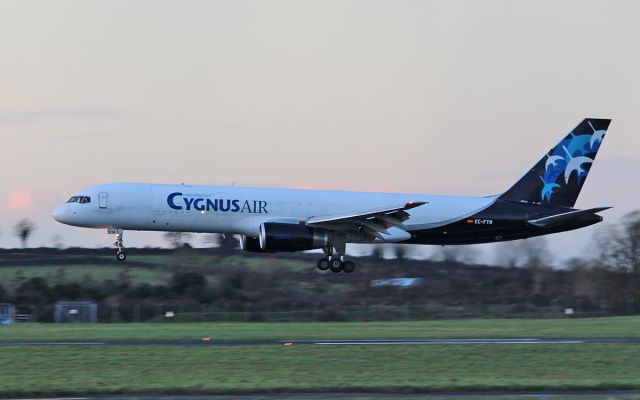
[2,338,640,347]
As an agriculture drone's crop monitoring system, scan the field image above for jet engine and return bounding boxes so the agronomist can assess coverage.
[240,235,263,252]
[241,222,328,253]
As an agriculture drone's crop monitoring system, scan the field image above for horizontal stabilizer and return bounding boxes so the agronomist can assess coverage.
[527,207,611,228]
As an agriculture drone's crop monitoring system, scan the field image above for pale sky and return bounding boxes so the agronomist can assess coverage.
[1,0,638,263]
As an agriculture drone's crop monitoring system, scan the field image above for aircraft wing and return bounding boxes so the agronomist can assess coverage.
[306,201,427,239]
[527,207,611,228]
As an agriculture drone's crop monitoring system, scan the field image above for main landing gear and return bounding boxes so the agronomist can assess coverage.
[110,229,126,262]
[317,257,356,273]
[316,245,355,273]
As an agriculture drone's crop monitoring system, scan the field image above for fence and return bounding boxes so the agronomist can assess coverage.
[0,303,15,324]
[54,301,98,323]
[10,300,633,323]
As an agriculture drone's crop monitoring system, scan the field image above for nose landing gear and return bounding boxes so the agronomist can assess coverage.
[109,229,126,262]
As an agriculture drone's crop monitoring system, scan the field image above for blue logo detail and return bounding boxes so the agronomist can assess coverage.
[562,146,593,185]
[539,122,606,203]
[167,192,268,214]
[588,121,606,149]
[539,176,560,202]
[565,133,591,158]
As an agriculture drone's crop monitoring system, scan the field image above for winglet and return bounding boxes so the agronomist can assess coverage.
[404,201,427,210]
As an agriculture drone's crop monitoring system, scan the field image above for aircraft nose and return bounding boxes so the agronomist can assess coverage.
[52,205,68,223]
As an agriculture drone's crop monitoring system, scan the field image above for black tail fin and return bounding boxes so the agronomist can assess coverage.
[500,118,611,208]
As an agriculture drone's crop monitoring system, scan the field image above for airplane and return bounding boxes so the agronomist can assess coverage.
[53,118,611,273]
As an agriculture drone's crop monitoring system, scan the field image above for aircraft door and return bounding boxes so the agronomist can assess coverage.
[99,192,108,209]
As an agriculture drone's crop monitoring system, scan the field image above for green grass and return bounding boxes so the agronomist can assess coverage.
[129,253,310,271]
[2,317,640,342]
[2,253,311,290]
[117,254,171,265]
[3,319,640,395]
[0,265,169,285]
[1,344,640,395]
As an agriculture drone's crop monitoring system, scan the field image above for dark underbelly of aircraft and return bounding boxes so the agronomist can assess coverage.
[406,200,603,245]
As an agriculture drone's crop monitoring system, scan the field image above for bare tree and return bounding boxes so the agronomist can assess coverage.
[218,234,239,253]
[203,233,239,252]
[163,231,193,249]
[50,234,64,249]
[567,258,599,301]
[393,244,408,261]
[519,237,553,269]
[370,246,385,260]
[14,219,35,248]
[596,211,640,273]
[433,245,481,264]
[493,237,553,268]
[493,243,521,268]
[203,233,220,248]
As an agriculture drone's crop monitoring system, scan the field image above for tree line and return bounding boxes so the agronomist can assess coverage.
[0,211,638,321]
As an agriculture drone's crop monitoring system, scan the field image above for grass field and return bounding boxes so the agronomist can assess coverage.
[0,264,170,285]
[120,253,311,271]
[1,317,640,342]
[0,254,310,289]
[1,344,640,395]
[3,318,640,396]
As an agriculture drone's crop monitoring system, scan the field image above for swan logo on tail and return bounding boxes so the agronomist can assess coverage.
[540,176,560,202]
[588,120,606,149]
[563,146,593,184]
[545,155,564,169]
[502,118,610,208]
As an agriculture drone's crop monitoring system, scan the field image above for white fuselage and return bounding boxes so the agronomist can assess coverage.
[53,183,497,242]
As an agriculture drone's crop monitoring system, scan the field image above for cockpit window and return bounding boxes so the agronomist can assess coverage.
[66,196,91,204]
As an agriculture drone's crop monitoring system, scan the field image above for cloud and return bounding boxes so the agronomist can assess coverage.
[0,106,134,125]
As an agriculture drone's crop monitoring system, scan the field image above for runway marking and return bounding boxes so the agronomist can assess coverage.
[0,342,105,346]
[5,398,88,400]
[313,339,585,345]
[5,338,640,347]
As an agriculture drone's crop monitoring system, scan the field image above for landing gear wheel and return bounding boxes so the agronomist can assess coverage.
[112,231,126,262]
[329,258,343,273]
[342,261,355,273]
[317,258,330,271]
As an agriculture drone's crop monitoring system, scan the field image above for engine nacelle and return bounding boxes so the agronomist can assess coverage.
[239,235,264,252]
[243,222,328,253]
